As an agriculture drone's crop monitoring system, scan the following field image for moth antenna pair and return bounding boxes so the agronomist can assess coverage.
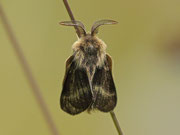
[59,19,118,37]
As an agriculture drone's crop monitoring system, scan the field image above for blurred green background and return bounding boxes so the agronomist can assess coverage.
[0,0,180,135]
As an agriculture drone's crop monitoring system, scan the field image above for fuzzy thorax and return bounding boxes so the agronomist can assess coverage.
[72,34,107,68]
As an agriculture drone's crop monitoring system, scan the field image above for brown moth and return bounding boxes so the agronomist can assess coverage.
[60,20,118,115]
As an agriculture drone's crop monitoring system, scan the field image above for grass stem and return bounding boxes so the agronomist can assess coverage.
[110,111,124,135]
[0,3,60,135]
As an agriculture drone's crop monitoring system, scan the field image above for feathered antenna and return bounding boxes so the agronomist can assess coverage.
[91,19,118,36]
[59,20,86,37]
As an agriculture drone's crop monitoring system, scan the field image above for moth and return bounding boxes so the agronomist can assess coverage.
[60,20,118,115]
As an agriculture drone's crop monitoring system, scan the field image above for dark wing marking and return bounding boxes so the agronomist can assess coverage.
[92,54,117,112]
[60,56,92,115]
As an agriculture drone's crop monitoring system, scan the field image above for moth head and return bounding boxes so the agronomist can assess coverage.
[91,19,118,36]
[59,20,86,37]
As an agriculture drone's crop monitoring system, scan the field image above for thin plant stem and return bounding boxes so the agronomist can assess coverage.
[0,3,60,135]
[62,0,124,135]
[110,111,124,135]
[62,0,80,38]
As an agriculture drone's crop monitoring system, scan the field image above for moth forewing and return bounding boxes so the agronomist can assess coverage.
[61,57,93,115]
